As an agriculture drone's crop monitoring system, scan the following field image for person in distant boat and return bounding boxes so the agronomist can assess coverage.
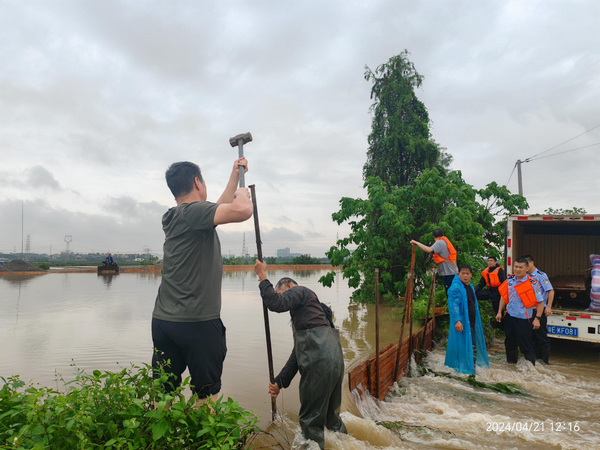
[254,260,347,450]
[103,254,114,266]
[410,229,458,294]
[445,265,489,374]
[151,158,252,402]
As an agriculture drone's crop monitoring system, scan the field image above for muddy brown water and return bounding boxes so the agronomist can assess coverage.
[1,270,599,449]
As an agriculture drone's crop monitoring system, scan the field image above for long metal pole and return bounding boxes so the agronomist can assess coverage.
[394,244,416,381]
[249,185,277,421]
[421,273,436,352]
[517,160,524,214]
[406,245,416,375]
[393,291,408,382]
[431,268,437,332]
[374,268,380,400]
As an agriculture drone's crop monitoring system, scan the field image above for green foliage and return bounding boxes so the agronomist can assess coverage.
[290,254,322,265]
[223,256,257,265]
[140,256,161,266]
[319,170,527,302]
[363,50,450,189]
[32,263,50,270]
[423,369,531,397]
[0,363,258,449]
[543,207,587,215]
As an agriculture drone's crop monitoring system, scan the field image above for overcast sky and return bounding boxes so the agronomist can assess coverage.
[1,0,599,258]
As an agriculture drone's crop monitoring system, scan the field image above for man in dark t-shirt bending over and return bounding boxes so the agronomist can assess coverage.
[152,158,253,402]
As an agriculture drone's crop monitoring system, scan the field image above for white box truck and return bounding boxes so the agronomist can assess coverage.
[505,214,600,343]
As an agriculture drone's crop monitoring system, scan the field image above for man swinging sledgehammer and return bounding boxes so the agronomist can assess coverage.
[254,260,347,449]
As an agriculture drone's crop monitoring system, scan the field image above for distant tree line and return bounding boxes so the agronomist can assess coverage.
[222,254,328,265]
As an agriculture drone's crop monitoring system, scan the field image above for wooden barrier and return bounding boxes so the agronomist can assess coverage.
[348,318,436,401]
[348,260,440,401]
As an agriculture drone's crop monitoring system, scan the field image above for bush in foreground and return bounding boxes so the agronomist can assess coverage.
[0,363,258,449]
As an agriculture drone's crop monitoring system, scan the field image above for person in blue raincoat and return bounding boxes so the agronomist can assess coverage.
[445,264,489,374]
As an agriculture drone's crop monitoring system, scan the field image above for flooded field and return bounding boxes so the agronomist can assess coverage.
[1,270,599,449]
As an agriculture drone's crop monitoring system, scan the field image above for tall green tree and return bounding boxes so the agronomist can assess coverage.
[363,50,449,188]
[319,51,527,303]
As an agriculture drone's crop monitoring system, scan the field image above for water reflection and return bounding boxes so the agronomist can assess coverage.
[98,274,115,288]
[0,274,41,286]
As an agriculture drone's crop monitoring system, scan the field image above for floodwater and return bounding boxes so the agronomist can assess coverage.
[1,271,600,449]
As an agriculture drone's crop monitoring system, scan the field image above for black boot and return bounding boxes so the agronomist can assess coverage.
[506,348,519,364]
[524,352,536,366]
[540,347,550,365]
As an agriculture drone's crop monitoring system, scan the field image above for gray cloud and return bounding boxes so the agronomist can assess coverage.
[27,166,61,190]
[0,166,61,191]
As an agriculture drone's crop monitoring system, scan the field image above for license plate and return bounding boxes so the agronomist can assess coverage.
[547,325,578,337]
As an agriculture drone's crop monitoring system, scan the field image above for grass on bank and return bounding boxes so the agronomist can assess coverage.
[0,362,258,449]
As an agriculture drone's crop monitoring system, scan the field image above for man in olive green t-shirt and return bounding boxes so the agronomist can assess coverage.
[152,158,253,401]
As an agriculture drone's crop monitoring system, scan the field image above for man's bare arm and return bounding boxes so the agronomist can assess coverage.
[214,187,253,225]
[410,240,433,253]
[217,158,248,204]
[545,290,554,316]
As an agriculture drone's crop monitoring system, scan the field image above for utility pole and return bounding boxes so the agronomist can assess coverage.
[25,235,31,258]
[516,160,524,214]
[242,233,247,257]
[144,245,150,261]
[64,235,72,261]
[21,201,24,260]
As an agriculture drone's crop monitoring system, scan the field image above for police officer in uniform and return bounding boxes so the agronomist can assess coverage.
[524,255,554,364]
[496,257,544,365]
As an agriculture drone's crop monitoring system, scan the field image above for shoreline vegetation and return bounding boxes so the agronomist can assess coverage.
[0,264,340,276]
[0,363,259,449]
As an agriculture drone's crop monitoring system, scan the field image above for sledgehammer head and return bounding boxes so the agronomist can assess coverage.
[229,132,253,147]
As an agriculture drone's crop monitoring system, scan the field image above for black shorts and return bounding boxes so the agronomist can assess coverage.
[151,317,227,399]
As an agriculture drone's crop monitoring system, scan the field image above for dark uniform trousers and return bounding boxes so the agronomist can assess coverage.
[476,289,505,331]
[295,325,346,449]
[504,314,536,365]
[532,314,551,364]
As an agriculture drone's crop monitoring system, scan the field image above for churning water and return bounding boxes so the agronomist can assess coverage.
[1,270,599,449]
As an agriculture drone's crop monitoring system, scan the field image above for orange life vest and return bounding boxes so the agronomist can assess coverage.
[432,236,457,265]
[498,276,538,309]
[481,266,502,288]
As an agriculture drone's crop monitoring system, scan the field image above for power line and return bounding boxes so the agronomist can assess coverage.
[527,142,600,162]
[524,123,600,162]
[506,161,518,186]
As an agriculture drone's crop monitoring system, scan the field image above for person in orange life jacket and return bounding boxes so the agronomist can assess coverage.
[495,257,544,365]
[475,257,507,326]
[523,255,554,364]
[410,229,458,294]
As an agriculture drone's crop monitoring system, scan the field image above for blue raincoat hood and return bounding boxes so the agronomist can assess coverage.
[444,274,489,374]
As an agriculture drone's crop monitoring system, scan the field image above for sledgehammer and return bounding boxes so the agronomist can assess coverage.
[229,132,252,188]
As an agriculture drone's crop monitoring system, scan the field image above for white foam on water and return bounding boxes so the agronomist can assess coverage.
[349,347,600,449]
[268,346,600,449]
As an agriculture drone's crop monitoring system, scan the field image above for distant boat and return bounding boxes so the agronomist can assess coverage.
[98,265,120,274]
